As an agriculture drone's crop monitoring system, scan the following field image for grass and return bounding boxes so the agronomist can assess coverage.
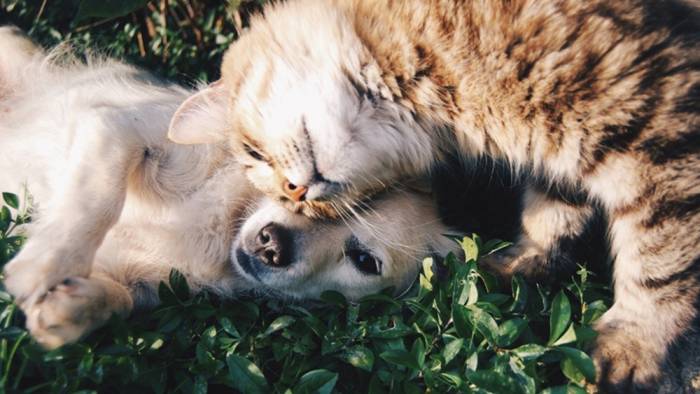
[0,1,613,392]
[1,0,263,82]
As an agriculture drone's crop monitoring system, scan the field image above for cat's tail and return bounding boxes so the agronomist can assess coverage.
[0,26,44,100]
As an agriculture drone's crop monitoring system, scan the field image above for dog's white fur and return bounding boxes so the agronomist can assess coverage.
[0,27,457,349]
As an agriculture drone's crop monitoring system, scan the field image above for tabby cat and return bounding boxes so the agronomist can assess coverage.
[168,0,700,391]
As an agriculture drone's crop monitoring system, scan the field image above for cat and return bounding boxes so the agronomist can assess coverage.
[168,0,700,391]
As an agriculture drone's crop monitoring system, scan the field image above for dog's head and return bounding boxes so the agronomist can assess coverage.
[231,188,458,301]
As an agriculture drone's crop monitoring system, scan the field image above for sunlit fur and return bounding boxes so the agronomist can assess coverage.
[206,1,700,390]
[0,27,458,349]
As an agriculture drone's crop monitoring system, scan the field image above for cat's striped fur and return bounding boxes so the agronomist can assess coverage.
[169,0,700,391]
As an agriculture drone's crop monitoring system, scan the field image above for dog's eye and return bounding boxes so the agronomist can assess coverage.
[347,249,382,275]
[243,143,265,161]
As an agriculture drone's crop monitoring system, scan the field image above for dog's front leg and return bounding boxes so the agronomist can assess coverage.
[24,273,133,349]
[3,108,145,307]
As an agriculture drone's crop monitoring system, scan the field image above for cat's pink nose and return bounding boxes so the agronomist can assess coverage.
[283,180,308,202]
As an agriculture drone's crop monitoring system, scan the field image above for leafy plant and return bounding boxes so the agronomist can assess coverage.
[1,0,265,82]
[0,192,612,393]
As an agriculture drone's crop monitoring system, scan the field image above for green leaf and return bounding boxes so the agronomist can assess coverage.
[548,291,571,345]
[2,193,19,209]
[555,346,596,382]
[498,318,527,347]
[465,350,479,371]
[573,325,598,344]
[467,305,500,346]
[367,320,413,338]
[379,349,419,370]
[452,305,472,339]
[442,337,464,365]
[410,338,426,369]
[220,317,241,338]
[540,385,588,394]
[226,354,268,394]
[508,275,529,313]
[551,323,577,346]
[461,236,480,262]
[481,293,511,306]
[561,356,586,385]
[511,344,548,362]
[508,356,536,394]
[193,375,208,394]
[466,370,523,394]
[168,269,190,301]
[320,290,347,307]
[482,239,512,255]
[293,369,338,394]
[422,257,434,282]
[0,206,10,222]
[262,315,295,337]
[340,346,374,372]
[440,371,463,389]
[201,326,217,348]
[582,300,608,324]
[75,0,151,22]
[157,281,179,306]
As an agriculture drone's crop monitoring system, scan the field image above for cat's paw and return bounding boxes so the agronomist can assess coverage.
[24,277,112,349]
[592,322,662,393]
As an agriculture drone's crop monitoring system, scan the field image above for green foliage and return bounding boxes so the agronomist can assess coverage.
[0,194,612,392]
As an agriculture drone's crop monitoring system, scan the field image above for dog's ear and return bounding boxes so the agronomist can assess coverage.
[168,80,228,145]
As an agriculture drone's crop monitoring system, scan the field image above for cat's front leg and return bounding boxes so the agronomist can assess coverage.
[594,206,700,392]
[481,183,602,283]
[3,109,144,307]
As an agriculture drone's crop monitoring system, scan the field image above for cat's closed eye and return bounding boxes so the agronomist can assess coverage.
[243,143,265,161]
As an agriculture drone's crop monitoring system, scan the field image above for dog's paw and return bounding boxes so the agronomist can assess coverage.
[2,246,91,307]
[24,277,113,349]
[592,322,662,393]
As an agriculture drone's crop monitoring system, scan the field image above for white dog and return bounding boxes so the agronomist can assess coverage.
[0,27,457,349]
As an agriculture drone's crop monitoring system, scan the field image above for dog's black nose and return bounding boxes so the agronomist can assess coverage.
[254,223,292,267]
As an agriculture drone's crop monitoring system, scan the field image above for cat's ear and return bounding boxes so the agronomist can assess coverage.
[168,80,229,145]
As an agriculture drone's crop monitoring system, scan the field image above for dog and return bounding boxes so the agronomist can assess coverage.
[0,26,458,349]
